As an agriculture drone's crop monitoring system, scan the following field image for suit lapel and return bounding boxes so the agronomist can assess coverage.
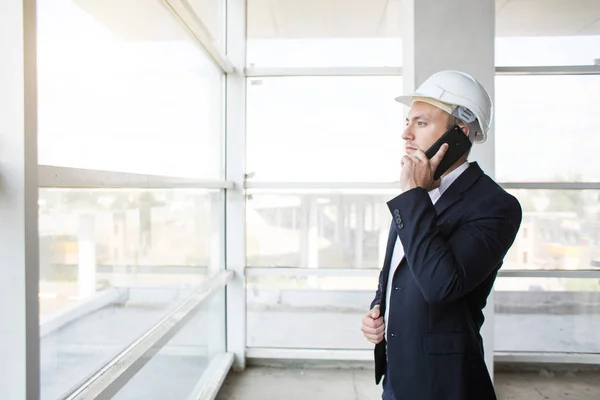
[434,162,484,216]
[380,221,398,309]
[383,222,397,274]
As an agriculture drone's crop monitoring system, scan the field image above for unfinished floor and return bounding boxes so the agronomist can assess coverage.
[216,366,600,400]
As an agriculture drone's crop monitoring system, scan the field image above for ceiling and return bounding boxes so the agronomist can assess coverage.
[247,0,600,38]
[71,0,600,40]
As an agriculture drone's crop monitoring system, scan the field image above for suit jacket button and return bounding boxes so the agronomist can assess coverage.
[390,333,396,338]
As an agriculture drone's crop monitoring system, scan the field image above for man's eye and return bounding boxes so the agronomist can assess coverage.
[417,121,426,126]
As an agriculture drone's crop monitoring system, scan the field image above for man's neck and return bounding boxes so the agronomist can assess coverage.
[440,156,469,180]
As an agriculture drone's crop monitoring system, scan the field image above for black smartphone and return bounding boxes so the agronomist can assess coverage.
[425,124,472,180]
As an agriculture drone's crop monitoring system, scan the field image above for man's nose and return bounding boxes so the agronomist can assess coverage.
[402,126,413,141]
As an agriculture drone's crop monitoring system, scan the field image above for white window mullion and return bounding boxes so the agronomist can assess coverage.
[225,0,247,371]
[0,0,40,398]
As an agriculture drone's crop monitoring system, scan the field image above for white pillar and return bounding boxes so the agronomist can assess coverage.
[0,0,40,398]
[77,214,96,299]
[402,0,496,378]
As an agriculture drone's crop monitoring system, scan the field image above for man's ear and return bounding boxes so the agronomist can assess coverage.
[459,123,470,138]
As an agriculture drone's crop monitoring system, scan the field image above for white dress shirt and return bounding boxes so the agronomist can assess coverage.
[384,161,470,340]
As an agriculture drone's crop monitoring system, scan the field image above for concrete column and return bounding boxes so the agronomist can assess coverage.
[208,192,223,274]
[207,192,225,358]
[307,196,319,270]
[402,0,496,377]
[354,201,365,268]
[77,214,96,299]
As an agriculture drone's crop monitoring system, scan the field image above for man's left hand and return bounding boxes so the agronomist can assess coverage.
[400,144,448,192]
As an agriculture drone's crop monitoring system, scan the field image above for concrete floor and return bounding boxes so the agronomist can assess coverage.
[216,367,600,400]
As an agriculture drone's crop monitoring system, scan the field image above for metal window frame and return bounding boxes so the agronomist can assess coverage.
[0,0,40,399]
[32,1,237,399]
[38,165,234,189]
[224,0,248,371]
[245,181,600,191]
[246,267,600,279]
[243,65,600,78]
[245,67,403,77]
[185,352,235,400]
[62,270,233,400]
[245,348,600,365]
[496,65,600,76]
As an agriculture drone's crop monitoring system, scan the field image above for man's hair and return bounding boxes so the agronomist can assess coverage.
[446,114,466,131]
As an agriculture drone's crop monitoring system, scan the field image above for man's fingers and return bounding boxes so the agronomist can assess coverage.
[430,143,449,169]
[365,333,384,344]
[412,149,428,162]
[363,316,384,328]
[370,305,380,318]
[361,321,385,336]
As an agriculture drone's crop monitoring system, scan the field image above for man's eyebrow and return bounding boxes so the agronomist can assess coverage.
[405,114,429,121]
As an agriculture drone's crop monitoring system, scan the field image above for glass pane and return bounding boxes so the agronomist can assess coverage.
[112,289,226,399]
[495,75,600,182]
[39,188,223,400]
[496,0,600,66]
[187,0,226,50]
[247,191,397,268]
[37,0,224,178]
[503,189,600,271]
[246,77,403,182]
[495,277,600,353]
[247,0,402,67]
[247,274,376,349]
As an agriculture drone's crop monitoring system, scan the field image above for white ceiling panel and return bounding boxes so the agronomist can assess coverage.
[496,0,600,36]
[247,0,401,39]
[70,0,600,41]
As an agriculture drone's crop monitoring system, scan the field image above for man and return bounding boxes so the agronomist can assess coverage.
[360,70,522,400]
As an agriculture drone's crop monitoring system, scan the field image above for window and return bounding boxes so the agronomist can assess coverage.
[39,189,223,399]
[186,0,226,50]
[503,190,600,271]
[246,76,403,182]
[495,1,600,66]
[247,274,376,349]
[37,0,224,178]
[495,277,600,354]
[111,290,226,399]
[247,190,396,268]
[495,75,600,182]
[35,0,229,397]
[247,0,402,68]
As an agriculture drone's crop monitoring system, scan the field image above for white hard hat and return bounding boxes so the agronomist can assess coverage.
[395,70,493,143]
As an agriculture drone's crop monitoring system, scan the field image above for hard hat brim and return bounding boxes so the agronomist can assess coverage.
[394,94,487,144]
[394,95,413,108]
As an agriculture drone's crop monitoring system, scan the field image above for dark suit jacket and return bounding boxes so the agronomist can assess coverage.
[371,162,522,400]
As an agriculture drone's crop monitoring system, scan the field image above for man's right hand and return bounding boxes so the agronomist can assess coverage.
[361,305,385,344]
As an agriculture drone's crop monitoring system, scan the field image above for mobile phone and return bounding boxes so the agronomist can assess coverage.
[425,125,472,180]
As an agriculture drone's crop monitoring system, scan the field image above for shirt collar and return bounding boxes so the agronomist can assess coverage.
[433,161,470,197]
